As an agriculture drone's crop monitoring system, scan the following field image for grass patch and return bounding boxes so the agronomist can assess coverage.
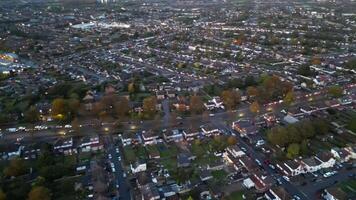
[225,191,244,200]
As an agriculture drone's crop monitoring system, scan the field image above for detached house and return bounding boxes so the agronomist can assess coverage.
[232,120,257,137]
[142,130,162,146]
[265,187,292,200]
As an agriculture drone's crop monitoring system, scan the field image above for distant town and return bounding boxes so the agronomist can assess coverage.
[0,0,355,200]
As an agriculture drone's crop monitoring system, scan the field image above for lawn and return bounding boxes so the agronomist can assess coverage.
[338,179,356,195]
[225,191,244,200]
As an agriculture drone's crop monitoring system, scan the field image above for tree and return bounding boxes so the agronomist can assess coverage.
[297,65,314,77]
[3,158,27,177]
[128,82,135,94]
[24,106,40,123]
[287,143,300,159]
[283,91,295,106]
[221,90,241,110]
[327,85,343,98]
[249,101,260,114]
[115,97,130,120]
[345,58,356,70]
[67,98,80,117]
[311,57,321,65]
[51,98,66,119]
[346,114,356,132]
[0,189,5,200]
[227,136,237,146]
[246,86,258,98]
[143,96,157,118]
[267,126,289,147]
[28,186,51,200]
[71,118,81,135]
[189,95,204,115]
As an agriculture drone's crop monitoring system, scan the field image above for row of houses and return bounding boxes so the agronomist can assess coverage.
[276,146,356,177]
[1,135,103,160]
[122,125,222,147]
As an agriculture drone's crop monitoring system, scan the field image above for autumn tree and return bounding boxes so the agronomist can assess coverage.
[115,97,130,120]
[221,90,241,110]
[128,82,135,94]
[283,91,295,106]
[51,98,66,118]
[143,96,157,118]
[3,158,27,177]
[28,186,51,200]
[249,101,260,114]
[0,189,5,200]
[246,86,258,99]
[189,95,204,115]
[227,136,237,146]
[71,118,81,135]
[311,57,321,65]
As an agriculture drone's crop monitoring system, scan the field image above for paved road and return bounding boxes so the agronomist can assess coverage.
[104,135,131,200]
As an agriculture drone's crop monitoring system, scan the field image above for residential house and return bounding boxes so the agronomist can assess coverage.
[323,187,347,200]
[276,160,304,176]
[232,120,257,137]
[131,160,147,174]
[182,128,200,141]
[265,187,292,200]
[141,130,161,145]
[315,152,336,169]
[79,135,103,152]
[201,124,221,137]
[54,137,76,155]
[331,148,352,163]
[251,172,274,192]
[141,183,160,200]
[163,129,184,143]
[301,157,322,173]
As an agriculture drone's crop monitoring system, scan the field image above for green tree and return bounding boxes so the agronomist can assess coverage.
[287,143,300,159]
[327,85,343,98]
[24,106,40,123]
[28,186,51,200]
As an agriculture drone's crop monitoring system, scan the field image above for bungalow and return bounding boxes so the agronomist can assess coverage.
[201,124,221,137]
[265,187,292,200]
[301,157,322,173]
[323,187,347,200]
[141,130,162,146]
[163,129,184,143]
[315,152,336,169]
[276,160,304,176]
[121,133,139,146]
[232,120,257,137]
